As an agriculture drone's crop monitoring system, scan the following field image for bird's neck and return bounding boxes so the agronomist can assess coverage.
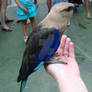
[39,12,68,34]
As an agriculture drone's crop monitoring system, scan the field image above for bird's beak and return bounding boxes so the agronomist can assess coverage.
[73,3,79,13]
[73,3,79,8]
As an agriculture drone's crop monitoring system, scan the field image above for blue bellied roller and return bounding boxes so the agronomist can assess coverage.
[17,2,75,92]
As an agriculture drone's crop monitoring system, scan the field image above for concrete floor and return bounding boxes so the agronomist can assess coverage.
[0,1,92,92]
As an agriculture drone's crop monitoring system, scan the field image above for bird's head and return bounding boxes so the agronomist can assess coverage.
[50,2,74,20]
[46,2,75,33]
[40,2,75,32]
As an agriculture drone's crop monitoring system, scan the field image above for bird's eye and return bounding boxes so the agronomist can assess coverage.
[64,6,73,11]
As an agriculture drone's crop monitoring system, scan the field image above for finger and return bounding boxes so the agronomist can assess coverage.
[60,35,67,54]
[61,35,67,47]
[56,35,67,55]
[64,37,71,57]
[69,42,75,58]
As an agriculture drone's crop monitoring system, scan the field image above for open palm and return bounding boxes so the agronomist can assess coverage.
[45,35,80,78]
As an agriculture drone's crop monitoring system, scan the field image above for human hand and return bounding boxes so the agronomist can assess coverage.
[45,35,88,92]
[15,0,28,13]
[22,7,28,13]
[45,35,80,79]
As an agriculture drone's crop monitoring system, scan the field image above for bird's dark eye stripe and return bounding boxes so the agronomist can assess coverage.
[64,6,73,11]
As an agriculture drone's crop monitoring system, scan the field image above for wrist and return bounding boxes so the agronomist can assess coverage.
[55,73,80,83]
[47,64,80,80]
[55,74,88,92]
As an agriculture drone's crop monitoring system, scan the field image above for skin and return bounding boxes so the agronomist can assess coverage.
[15,0,28,13]
[45,35,88,92]
[34,0,38,7]
[0,0,13,31]
[85,0,91,19]
[46,0,52,12]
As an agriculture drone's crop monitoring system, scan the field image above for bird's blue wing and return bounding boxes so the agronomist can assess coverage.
[17,28,60,92]
[33,28,60,70]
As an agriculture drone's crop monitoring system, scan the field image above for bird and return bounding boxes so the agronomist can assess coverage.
[17,2,75,92]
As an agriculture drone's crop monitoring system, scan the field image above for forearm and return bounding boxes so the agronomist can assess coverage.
[55,74,88,92]
[15,0,25,10]
[34,0,38,6]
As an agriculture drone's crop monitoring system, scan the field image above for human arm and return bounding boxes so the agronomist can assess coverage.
[15,0,27,13]
[34,0,38,7]
[45,35,88,92]
[34,0,37,3]
[46,0,52,12]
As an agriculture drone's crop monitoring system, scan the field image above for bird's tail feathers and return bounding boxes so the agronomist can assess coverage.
[17,55,28,82]
[20,80,27,92]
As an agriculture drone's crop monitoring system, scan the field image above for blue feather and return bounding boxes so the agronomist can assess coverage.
[21,80,27,92]
[20,28,60,92]
[34,28,60,63]
[34,61,44,71]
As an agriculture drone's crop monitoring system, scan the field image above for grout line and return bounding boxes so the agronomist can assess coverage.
[75,44,92,62]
